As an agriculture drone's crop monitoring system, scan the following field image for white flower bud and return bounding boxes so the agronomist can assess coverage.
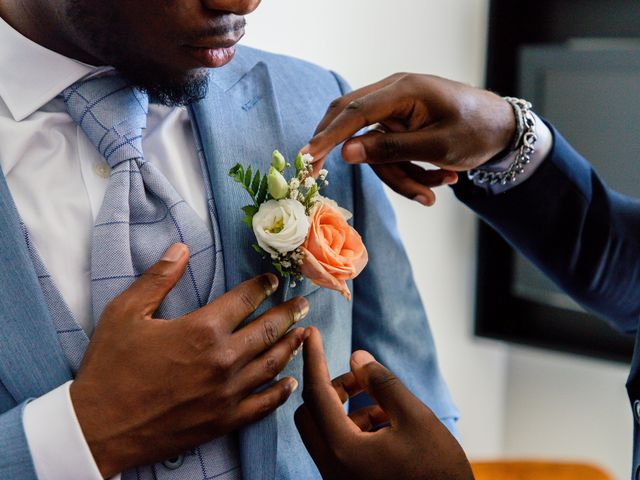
[304,177,316,189]
[268,167,289,200]
[271,150,287,172]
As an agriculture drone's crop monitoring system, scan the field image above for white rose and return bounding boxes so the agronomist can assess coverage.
[253,199,310,255]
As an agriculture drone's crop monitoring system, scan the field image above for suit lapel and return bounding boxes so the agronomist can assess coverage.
[190,57,287,480]
[0,169,71,402]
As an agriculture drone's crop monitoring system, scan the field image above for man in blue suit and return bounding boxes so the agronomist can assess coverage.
[304,73,640,478]
[0,1,458,479]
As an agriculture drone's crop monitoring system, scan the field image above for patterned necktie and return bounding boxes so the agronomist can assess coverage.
[62,74,217,324]
[61,74,241,479]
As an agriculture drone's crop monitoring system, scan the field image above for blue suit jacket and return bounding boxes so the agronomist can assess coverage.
[454,124,640,478]
[0,46,458,479]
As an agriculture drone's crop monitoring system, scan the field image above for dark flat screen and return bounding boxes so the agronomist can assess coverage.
[504,46,640,361]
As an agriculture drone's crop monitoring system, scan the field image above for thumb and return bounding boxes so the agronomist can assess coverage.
[350,351,426,425]
[115,243,190,318]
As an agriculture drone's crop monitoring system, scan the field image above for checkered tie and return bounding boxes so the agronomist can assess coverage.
[61,74,241,479]
[62,74,217,324]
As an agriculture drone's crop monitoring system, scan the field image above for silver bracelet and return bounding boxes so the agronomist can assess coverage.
[467,97,538,186]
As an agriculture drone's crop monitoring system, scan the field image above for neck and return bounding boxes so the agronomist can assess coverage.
[0,0,101,65]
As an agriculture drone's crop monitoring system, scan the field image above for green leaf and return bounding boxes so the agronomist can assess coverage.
[273,262,286,277]
[257,174,269,204]
[229,163,245,183]
[242,205,259,217]
[241,216,253,228]
[244,166,253,189]
[251,169,261,194]
[252,243,266,255]
[229,163,242,176]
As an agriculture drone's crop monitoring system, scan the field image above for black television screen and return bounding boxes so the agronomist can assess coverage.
[475,44,640,363]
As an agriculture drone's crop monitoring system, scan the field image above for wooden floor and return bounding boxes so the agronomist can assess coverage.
[471,460,614,480]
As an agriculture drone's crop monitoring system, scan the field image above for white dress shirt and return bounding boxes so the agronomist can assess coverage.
[0,16,212,480]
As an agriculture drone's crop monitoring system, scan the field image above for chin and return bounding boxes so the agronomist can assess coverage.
[120,64,210,107]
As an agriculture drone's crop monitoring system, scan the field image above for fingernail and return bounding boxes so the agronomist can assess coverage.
[161,243,186,262]
[294,298,310,322]
[289,377,299,393]
[303,328,312,340]
[293,328,306,351]
[343,142,366,163]
[413,195,432,207]
[444,172,459,184]
[264,274,279,295]
[351,350,376,367]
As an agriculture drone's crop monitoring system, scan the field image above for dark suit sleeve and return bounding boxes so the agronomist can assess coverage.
[454,124,640,333]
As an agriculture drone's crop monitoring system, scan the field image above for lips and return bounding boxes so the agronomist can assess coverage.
[182,21,245,69]
[183,45,237,68]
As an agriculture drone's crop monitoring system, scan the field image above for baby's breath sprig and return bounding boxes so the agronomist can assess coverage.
[289,152,329,214]
[228,150,328,286]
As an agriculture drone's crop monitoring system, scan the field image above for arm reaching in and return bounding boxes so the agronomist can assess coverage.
[295,327,474,480]
[308,71,640,332]
[304,73,516,205]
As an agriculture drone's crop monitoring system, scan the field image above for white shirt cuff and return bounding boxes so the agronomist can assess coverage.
[472,112,553,194]
[23,380,120,480]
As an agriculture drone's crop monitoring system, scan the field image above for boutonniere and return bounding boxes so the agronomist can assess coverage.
[229,151,368,300]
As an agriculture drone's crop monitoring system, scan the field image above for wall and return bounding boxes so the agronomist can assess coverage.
[242,1,631,478]
[504,348,631,479]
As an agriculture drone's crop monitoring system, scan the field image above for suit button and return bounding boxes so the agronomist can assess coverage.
[634,400,640,424]
[162,455,184,470]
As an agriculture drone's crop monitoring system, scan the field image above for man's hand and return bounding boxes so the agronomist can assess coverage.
[304,73,516,206]
[295,327,474,480]
[71,243,307,477]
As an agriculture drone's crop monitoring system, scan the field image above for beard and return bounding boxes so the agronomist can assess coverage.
[65,1,209,106]
[110,61,210,107]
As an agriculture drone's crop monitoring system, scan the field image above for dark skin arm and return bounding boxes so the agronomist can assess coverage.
[295,327,474,480]
[72,243,307,477]
[303,73,515,206]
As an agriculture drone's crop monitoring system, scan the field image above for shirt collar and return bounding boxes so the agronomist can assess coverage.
[0,15,108,121]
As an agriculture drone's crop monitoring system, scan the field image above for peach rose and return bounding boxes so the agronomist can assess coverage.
[300,202,368,300]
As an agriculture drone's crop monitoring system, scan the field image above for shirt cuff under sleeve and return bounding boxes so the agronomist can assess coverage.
[23,380,118,480]
[472,112,553,195]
